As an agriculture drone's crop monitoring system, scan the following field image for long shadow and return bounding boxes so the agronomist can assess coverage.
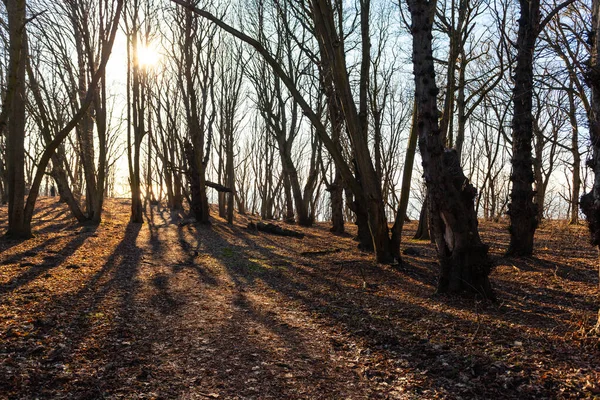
[164,222,345,398]
[199,222,598,398]
[0,227,96,296]
[174,223,218,286]
[1,223,144,398]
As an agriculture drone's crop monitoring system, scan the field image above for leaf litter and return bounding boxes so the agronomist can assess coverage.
[0,198,598,399]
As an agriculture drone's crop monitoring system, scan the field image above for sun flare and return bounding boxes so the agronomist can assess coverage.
[137,43,160,67]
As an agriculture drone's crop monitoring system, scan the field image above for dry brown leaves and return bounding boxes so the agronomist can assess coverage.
[0,198,598,399]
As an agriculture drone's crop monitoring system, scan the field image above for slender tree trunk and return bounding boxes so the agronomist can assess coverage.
[455,56,467,159]
[533,120,545,222]
[92,76,108,224]
[413,195,431,241]
[128,32,144,224]
[391,102,418,256]
[328,171,345,234]
[282,172,295,223]
[507,0,540,256]
[568,89,581,224]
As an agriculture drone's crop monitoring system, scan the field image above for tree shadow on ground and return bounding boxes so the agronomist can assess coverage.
[0,222,144,398]
[191,220,599,398]
[0,227,96,296]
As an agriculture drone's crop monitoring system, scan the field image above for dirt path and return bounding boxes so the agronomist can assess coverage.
[1,199,599,399]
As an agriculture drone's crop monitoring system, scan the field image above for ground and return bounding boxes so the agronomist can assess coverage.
[0,198,599,399]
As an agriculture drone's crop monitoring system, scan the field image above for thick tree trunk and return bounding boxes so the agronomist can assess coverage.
[408,0,494,299]
[581,0,600,334]
[5,0,28,238]
[507,0,540,256]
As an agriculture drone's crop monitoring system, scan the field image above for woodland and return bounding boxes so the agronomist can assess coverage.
[0,0,599,398]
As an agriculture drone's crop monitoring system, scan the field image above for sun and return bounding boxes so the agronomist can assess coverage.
[137,42,160,68]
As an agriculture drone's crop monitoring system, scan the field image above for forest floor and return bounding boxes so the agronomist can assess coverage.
[0,198,599,399]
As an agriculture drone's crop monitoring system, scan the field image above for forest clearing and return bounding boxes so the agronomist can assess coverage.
[0,198,598,399]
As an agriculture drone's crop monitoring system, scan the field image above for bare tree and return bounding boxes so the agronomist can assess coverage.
[507,0,575,256]
[407,0,494,298]
[216,37,245,224]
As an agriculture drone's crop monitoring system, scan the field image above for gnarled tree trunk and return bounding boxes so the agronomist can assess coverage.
[408,0,494,299]
[581,0,600,334]
[507,0,540,256]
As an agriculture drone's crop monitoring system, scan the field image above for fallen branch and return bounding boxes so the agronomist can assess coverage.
[206,181,232,193]
[247,221,305,238]
[300,248,341,256]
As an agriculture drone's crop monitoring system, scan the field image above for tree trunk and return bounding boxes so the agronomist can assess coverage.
[568,89,581,224]
[226,131,235,225]
[408,0,494,299]
[581,0,600,335]
[310,0,394,263]
[391,102,418,256]
[507,0,540,256]
[413,195,431,241]
[185,141,209,223]
[533,120,545,222]
[455,56,467,159]
[6,0,31,238]
[5,0,28,238]
[328,172,345,234]
[50,161,88,223]
[345,187,374,251]
[282,172,296,223]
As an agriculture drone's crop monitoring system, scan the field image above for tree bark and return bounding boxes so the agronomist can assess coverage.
[568,88,581,224]
[391,102,418,255]
[413,195,431,241]
[5,0,28,238]
[507,0,540,256]
[581,0,600,335]
[408,0,494,299]
[328,172,345,234]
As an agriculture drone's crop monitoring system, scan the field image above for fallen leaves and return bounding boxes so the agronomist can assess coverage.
[0,199,598,398]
